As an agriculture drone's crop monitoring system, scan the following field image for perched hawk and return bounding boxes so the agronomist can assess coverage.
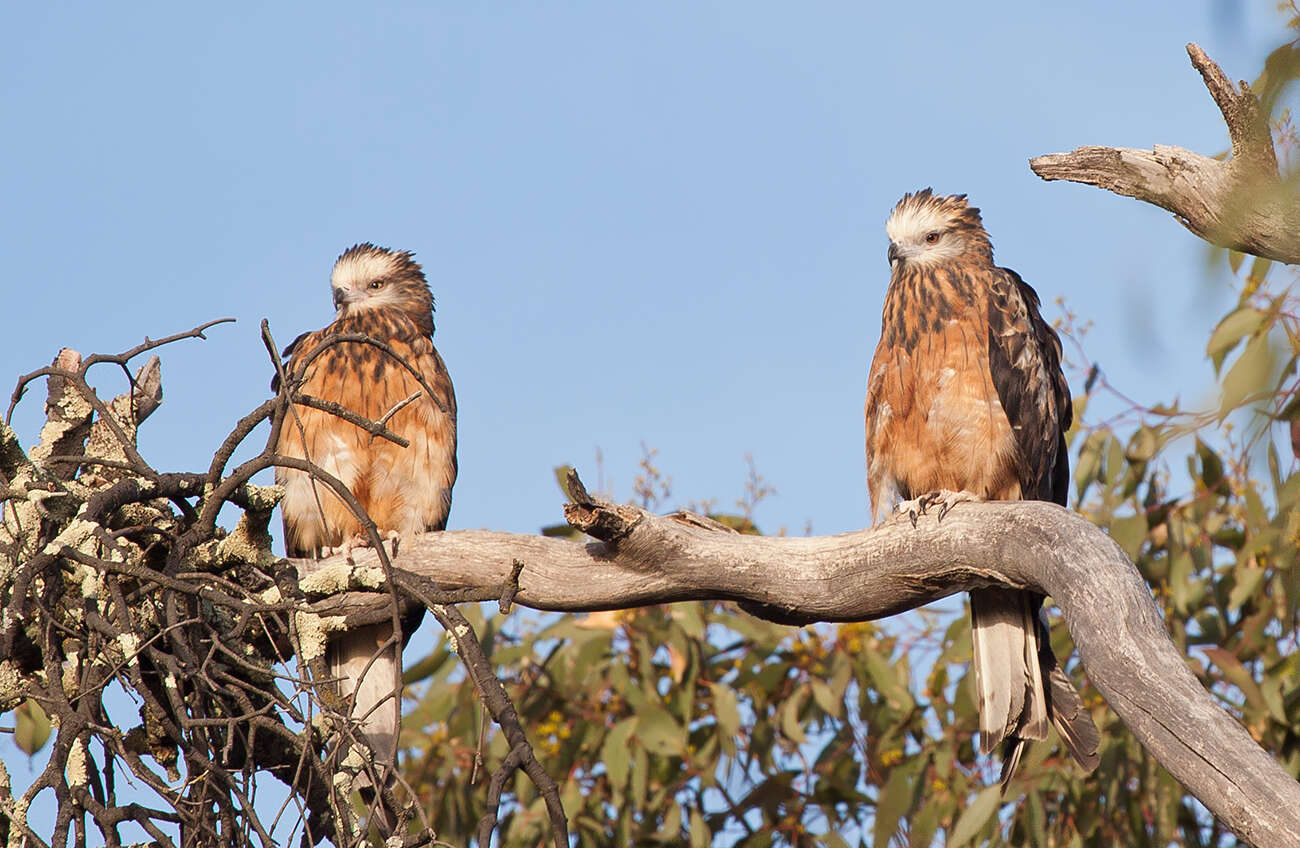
[864,190,1099,787]
[276,243,457,823]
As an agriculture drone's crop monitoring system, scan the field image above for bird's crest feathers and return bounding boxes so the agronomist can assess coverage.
[330,243,434,321]
[886,188,991,267]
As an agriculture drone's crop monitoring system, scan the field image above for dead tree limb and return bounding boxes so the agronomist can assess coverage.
[1030,43,1300,265]
[298,476,1300,848]
[2,325,571,848]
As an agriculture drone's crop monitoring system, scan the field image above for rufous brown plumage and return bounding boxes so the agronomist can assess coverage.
[865,190,1099,788]
[276,243,457,831]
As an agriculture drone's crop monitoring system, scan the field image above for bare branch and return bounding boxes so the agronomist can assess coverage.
[282,331,452,417]
[295,480,1300,848]
[293,393,412,448]
[1030,43,1300,264]
[6,318,233,423]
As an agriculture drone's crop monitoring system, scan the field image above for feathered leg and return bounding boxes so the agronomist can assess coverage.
[330,620,403,835]
[323,531,405,835]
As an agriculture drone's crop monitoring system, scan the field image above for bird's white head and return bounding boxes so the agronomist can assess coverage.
[885,189,992,271]
[329,243,434,321]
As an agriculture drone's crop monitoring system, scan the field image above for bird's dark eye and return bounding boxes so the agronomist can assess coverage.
[924,232,940,244]
[369,280,384,290]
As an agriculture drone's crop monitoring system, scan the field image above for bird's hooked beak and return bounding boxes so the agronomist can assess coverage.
[887,242,901,268]
[332,286,361,309]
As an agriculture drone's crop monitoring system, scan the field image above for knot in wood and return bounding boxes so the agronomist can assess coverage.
[561,501,641,541]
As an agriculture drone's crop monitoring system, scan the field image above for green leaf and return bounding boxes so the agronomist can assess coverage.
[1220,332,1274,415]
[1124,427,1159,464]
[1195,439,1225,491]
[949,784,1003,846]
[630,745,649,808]
[709,513,761,534]
[810,678,842,719]
[778,685,809,744]
[1244,256,1272,296]
[710,681,741,739]
[1280,471,1300,512]
[1207,306,1265,371]
[540,522,584,539]
[1228,565,1268,612]
[672,603,707,640]
[554,464,577,498]
[1261,676,1288,725]
[872,756,923,848]
[1203,647,1266,713]
[830,651,854,701]
[910,800,943,848]
[863,648,914,712]
[818,834,853,848]
[1243,481,1268,530]
[1074,431,1106,500]
[1108,513,1148,559]
[689,808,710,848]
[655,801,682,840]
[1103,435,1125,485]
[402,644,453,685]
[1026,791,1048,847]
[636,703,685,755]
[601,718,636,789]
[15,700,51,757]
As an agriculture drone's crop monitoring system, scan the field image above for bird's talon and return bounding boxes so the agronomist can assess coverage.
[895,490,977,526]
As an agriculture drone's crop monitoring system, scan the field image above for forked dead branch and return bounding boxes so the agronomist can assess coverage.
[1031,43,1300,265]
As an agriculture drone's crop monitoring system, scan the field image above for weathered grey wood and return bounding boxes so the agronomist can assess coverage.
[1030,43,1300,266]
[296,494,1300,847]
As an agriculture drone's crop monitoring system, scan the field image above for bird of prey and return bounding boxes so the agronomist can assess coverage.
[276,243,457,824]
[864,190,1099,787]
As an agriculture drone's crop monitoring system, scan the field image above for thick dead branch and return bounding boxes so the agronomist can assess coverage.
[1031,43,1300,264]
[295,480,1300,848]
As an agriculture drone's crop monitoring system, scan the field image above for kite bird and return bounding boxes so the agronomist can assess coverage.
[864,190,1099,787]
[276,243,457,827]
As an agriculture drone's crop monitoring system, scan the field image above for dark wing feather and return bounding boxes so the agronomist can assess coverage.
[270,331,313,393]
[986,267,1070,506]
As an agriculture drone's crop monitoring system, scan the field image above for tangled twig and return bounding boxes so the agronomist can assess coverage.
[0,319,569,848]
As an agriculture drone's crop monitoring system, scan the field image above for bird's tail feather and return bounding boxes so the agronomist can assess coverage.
[1041,649,1101,773]
[970,588,1047,756]
[975,590,1101,791]
[998,737,1027,792]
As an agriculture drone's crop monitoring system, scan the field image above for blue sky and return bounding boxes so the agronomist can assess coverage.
[3,2,1288,541]
[1,1,1294,838]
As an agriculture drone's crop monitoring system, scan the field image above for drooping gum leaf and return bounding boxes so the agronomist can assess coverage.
[948,784,1003,846]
